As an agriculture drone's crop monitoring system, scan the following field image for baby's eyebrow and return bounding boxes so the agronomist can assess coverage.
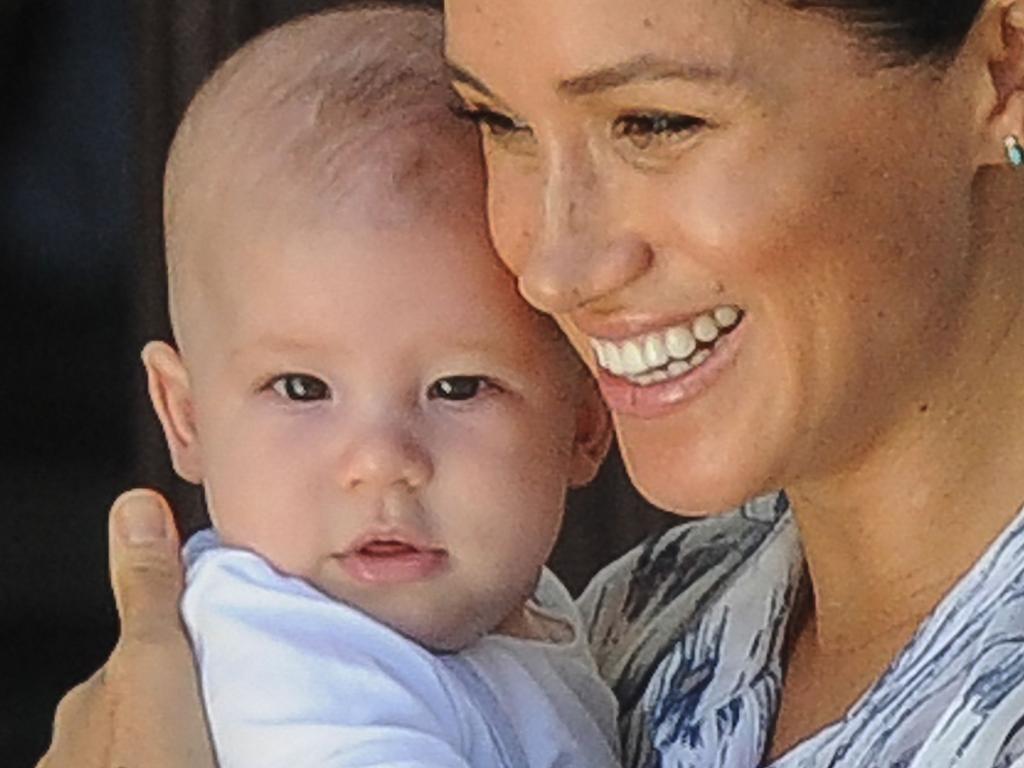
[229,334,329,361]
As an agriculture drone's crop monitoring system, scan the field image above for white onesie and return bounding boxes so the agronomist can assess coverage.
[182,530,622,768]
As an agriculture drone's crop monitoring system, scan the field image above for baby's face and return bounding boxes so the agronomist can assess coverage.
[151,142,600,650]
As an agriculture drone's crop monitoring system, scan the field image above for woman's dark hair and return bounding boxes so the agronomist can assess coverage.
[787,0,985,64]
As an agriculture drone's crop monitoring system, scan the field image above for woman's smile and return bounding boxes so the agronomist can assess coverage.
[579,304,746,417]
[592,313,747,418]
[41,2,1024,768]
[445,0,991,511]
[586,304,742,381]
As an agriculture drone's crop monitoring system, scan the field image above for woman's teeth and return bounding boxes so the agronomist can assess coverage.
[589,306,742,385]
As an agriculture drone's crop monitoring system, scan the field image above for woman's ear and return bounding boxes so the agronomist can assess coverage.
[975,0,1024,165]
[567,377,613,488]
[141,341,204,484]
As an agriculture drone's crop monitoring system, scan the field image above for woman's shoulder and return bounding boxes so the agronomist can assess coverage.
[578,492,790,704]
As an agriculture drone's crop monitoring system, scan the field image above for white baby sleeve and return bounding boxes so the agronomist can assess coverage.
[182,541,473,768]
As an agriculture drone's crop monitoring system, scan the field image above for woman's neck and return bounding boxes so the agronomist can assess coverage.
[787,170,1024,653]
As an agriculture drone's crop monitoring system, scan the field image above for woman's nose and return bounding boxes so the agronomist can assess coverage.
[518,146,653,315]
[336,425,434,493]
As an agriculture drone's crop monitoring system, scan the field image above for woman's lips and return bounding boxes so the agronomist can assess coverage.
[594,317,746,419]
[336,540,449,585]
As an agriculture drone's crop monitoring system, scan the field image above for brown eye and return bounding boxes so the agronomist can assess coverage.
[428,376,488,402]
[613,112,705,149]
[271,374,330,402]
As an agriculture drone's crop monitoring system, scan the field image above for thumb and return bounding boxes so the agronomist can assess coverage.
[108,489,185,644]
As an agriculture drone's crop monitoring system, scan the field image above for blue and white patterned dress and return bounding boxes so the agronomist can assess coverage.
[580,492,1024,767]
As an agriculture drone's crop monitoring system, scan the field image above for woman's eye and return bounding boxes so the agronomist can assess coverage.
[427,376,491,402]
[612,112,705,150]
[270,374,330,402]
[453,105,532,142]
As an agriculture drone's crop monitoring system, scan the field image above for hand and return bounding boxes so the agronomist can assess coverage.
[37,490,216,768]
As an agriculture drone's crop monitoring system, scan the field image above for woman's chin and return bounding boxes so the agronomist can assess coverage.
[617,422,780,517]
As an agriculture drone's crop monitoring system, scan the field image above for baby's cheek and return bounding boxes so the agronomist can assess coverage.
[203,425,327,574]
[448,439,566,559]
[213,499,316,573]
[455,410,573,493]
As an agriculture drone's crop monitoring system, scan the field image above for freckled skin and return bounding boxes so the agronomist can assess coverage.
[445,0,1003,513]
[446,0,1024,753]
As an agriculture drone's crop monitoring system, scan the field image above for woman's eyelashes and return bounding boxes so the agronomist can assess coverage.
[612,111,707,150]
[453,100,707,158]
[453,104,530,139]
[453,103,537,155]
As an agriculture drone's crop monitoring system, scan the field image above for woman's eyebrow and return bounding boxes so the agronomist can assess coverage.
[446,55,739,103]
[446,61,498,99]
[557,54,739,97]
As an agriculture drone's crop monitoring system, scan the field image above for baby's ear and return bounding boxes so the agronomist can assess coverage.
[141,341,204,484]
[568,377,613,488]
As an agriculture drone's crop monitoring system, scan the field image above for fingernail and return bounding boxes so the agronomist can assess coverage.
[115,491,168,544]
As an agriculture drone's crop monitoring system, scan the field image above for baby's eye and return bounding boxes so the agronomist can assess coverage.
[612,111,706,150]
[270,374,331,402]
[427,376,492,402]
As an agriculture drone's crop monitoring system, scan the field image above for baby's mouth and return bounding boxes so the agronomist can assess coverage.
[588,305,744,386]
[338,535,449,584]
[345,530,446,557]
[357,540,428,557]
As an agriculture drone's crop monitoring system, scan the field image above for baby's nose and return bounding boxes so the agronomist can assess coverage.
[336,427,433,492]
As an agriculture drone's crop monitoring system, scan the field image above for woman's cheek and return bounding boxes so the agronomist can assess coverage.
[661,145,822,275]
[484,153,541,277]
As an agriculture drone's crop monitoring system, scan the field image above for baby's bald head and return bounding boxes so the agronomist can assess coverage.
[164,5,465,348]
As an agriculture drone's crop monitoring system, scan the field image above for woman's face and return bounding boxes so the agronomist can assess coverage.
[445,0,985,514]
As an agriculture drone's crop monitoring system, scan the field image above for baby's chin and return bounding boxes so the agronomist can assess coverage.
[315,580,528,653]
[363,600,516,654]
[404,621,491,654]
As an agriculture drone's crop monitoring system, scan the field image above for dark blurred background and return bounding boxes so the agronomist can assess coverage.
[1,1,673,765]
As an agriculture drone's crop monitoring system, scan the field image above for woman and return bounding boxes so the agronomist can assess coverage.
[40,0,1024,765]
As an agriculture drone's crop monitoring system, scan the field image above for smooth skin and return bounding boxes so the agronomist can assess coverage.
[38,0,1024,765]
[144,122,606,653]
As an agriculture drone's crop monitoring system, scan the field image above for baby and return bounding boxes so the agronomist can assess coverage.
[141,6,620,768]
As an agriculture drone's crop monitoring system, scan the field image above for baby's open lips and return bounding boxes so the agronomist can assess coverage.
[340,530,448,559]
[336,533,450,585]
[356,540,441,557]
